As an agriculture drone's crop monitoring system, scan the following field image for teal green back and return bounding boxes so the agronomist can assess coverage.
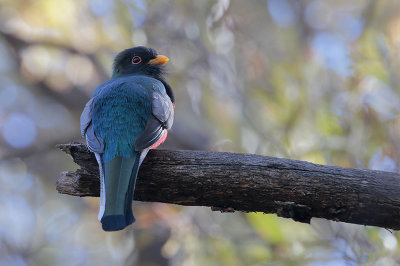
[92,75,166,162]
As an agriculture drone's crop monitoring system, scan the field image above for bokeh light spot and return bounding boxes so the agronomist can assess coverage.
[21,46,51,80]
[89,0,113,16]
[0,194,35,250]
[2,113,37,149]
[267,0,296,28]
[311,33,353,77]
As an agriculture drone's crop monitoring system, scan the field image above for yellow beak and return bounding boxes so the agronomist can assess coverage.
[148,55,169,65]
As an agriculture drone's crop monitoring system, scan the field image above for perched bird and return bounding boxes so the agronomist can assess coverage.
[80,46,174,231]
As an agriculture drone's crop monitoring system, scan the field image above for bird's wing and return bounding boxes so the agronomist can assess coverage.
[80,97,94,137]
[134,91,174,150]
[95,152,106,221]
[80,97,104,153]
[151,91,174,129]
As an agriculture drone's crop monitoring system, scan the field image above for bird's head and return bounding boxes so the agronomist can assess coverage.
[112,46,175,103]
[112,46,168,79]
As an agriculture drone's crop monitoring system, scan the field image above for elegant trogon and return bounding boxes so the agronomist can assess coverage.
[80,46,175,231]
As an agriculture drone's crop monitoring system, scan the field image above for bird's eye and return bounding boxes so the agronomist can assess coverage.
[132,56,142,64]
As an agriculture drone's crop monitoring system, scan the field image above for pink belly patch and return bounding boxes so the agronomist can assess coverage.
[149,130,168,149]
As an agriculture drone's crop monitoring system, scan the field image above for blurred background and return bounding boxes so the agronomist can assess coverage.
[0,0,400,265]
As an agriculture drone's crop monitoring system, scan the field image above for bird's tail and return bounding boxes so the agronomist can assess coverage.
[100,152,141,231]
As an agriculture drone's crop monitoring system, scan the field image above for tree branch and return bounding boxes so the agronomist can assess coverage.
[56,143,400,230]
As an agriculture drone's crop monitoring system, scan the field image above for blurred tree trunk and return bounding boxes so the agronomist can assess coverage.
[57,143,400,230]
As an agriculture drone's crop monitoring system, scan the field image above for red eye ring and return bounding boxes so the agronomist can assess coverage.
[132,56,142,64]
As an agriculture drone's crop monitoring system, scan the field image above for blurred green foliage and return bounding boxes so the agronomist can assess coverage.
[0,0,400,265]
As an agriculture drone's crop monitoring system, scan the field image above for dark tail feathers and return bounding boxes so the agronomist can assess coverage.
[101,153,140,231]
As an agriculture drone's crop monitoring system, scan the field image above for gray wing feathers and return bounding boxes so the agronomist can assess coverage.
[95,153,106,221]
[80,97,104,153]
[151,91,174,129]
[80,98,94,137]
[135,91,174,150]
[86,124,104,153]
[139,148,149,166]
[134,116,164,150]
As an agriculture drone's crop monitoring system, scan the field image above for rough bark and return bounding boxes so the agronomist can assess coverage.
[56,143,400,230]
